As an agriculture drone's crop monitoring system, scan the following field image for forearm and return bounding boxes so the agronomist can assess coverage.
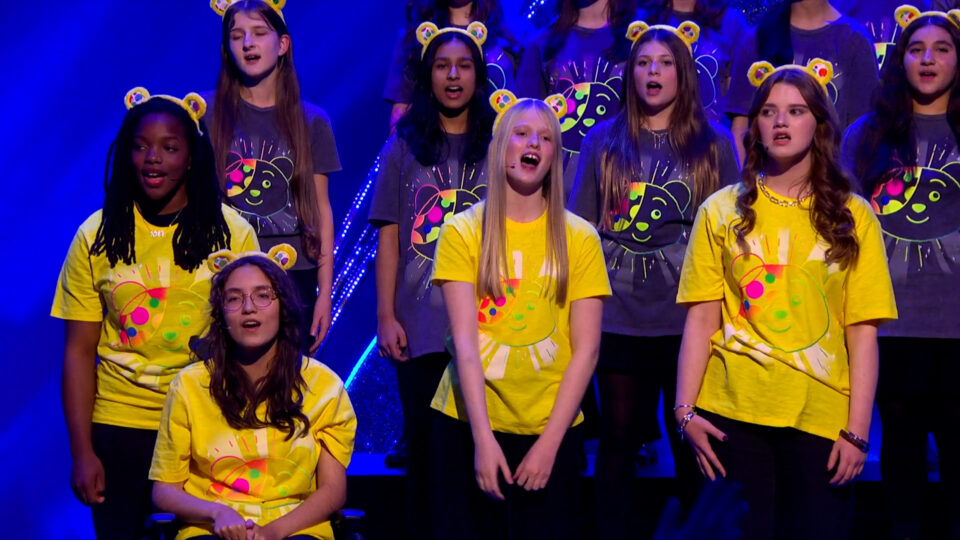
[730,116,748,165]
[675,301,722,418]
[61,321,101,458]
[152,482,230,524]
[374,225,399,321]
[265,452,346,537]
[845,323,880,437]
[316,199,334,300]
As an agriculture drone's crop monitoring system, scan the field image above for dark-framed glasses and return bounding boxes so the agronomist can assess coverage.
[222,288,278,312]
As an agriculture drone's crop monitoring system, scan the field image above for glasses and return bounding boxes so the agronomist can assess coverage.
[222,289,278,312]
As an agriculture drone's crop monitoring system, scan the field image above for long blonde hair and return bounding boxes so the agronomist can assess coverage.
[478,100,569,304]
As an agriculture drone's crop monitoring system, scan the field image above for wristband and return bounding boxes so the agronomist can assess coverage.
[839,429,869,453]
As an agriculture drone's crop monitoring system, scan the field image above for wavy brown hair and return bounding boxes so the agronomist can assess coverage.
[599,28,721,229]
[210,0,323,261]
[196,256,308,440]
[737,69,859,268]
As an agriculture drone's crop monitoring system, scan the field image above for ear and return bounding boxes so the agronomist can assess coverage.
[278,34,291,57]
[544,93,568,119]
[731,252,765,281]
[466,21,487,47]
[626,20,648,42]
[948,9,960,28]
[895,5,922,29]
[748,61,775,88]
[806,58,834,87]
[416,22,440,48]
[489,89,517,116]
[182,93,207,120]
[210,0,231,17]
[414,184,440,211]
[125,87,150,110]
[207,250,237,273]
[662,180,692,213]
[271,155,295,179]
[676,21,700,47]
[267,0,285,11]
[267,244,297,270]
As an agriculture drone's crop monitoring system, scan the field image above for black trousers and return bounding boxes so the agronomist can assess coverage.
[428,413,583,540]
[594,333,700,540]
[289,268,318,354]
[700,410,852,540]
[90,422,157,540]
[395,352,451,539]
[877,337,960,540]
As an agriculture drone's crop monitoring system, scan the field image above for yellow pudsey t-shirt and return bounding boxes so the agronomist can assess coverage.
[430,203,611,435]
[51,204,258,430]
[149,358,356,540]
[677,185,898,439]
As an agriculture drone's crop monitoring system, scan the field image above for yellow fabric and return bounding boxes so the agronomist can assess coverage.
[51,205,258,430]
[677,185,898,439]
[149,358,356,540]
[430,203,611,435]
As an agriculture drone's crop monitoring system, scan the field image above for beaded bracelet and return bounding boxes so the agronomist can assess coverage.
[677,411,696,441]
[673,403,696,412]
[839,429,870,453]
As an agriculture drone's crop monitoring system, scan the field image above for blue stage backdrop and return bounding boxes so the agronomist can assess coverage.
[1,0,784,537]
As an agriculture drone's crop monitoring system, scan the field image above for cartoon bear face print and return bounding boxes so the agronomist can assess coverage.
[609,180,691,253]
[871,163,960,242]
[695,52,720,114]
[208,438,314,502]
[411,184,485,262]
[559,80,622,153]
[733,253,830,353]
[224,153,294,217]
[478,276,558,348]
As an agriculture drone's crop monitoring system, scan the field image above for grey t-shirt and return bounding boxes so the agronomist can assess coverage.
[368,133,488,357]
[516,25,626,200]
[835,0,930,71]
[382,30,517,104]
[205,94,341,269]
[568,118,740,336]
[640,8,751,126]
[725,16,879,131]
[842,113,960,338]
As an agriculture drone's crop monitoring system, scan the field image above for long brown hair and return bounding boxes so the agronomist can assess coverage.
[599,28,721,229]
[737,69,859,268]
[197,256,309,440]
[479,100,569,304]
[210,0,323,261]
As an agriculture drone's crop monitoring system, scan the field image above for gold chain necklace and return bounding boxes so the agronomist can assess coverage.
[757,173,808,208]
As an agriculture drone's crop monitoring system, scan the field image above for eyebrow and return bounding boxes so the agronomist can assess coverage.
[908,39,955,47]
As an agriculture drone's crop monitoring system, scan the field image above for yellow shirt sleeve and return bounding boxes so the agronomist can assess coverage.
[677,202,726,304]
[149,374,192,484]
[432,211,479,285]
[844,197,898,325]
[313,381,357,470]
[567,217,612,301]
[51,215,103,322]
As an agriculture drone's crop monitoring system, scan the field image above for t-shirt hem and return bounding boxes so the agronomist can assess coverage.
[697,404,840,441]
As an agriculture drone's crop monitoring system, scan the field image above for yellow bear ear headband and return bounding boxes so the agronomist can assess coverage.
[895,4,960,30]
[416,21,488,59]
[207,244,298,274]
[489,89,567,133]
[124,87,207,135]
[626,20,700,54]
[211,0,286,21]
[748,58,834,93]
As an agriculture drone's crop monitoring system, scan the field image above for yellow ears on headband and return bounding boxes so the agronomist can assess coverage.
[748,58,834,91]
[895,4,960,30]
[626,20,700,54]
[211,0,286,20]
[207,244,298,273]
[416,21,488,59]
[124,87,206,134]
[489,89,567,132]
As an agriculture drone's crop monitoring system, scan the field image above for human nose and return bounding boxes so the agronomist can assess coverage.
[528,131,540,147]
[922,47,935,63]
[448,64,459,79]
[774,109,788,127]
[241,293,257,313]
[648,60,660,74]
[243,32,254,48]
[145,146,161,163]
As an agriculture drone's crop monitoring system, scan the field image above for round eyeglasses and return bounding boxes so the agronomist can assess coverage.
[222,289,278,312]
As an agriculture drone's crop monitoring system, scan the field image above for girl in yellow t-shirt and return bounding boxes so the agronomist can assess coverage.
[150,253,356,540]
[675,61,897,540]
[429,94,611,539]
[51,89,258,539]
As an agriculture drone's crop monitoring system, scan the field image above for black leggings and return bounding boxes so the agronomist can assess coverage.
[594,333,699,539]
[700,410,852,540]
[90,422,157,540]
[877,337,960,540]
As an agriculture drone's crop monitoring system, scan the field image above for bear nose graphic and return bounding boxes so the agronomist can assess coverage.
[636,222,649,232]
[250,190,261,197]
[911,203,926,213]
